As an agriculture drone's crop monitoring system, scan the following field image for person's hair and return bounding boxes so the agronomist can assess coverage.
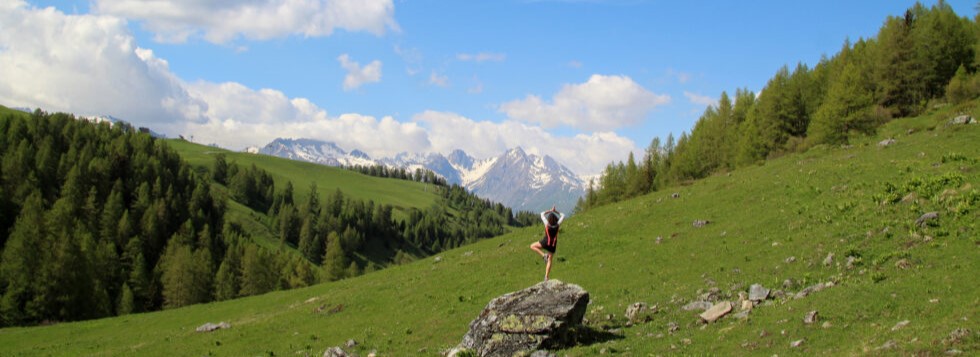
[547,212,559,226]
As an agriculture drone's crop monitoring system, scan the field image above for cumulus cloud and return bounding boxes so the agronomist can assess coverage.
[456,52,506,62]
[178,81,430,157]
[0,2,629,175]
[499,74,670,132]
[92,0,399,43]
[414,111,636,175]
[683,91,717,107]
[338,54,382,91]
[0,1,205,125]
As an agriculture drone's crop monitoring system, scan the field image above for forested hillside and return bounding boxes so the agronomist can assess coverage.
[0,108,531,327]
[580,1,979,210]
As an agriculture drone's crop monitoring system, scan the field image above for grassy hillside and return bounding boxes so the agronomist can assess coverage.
[165,139,439,218]
[0,103,976,355]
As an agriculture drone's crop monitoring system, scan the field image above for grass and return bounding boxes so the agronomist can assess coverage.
[0,103,977,356]
[165,139,439,220]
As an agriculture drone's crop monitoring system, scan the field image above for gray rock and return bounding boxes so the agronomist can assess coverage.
[655,236,662,244]
[877,340,898,350]
[345,339,357,348]
[782,279,795,289]
[891,320,910,331]
[625,302,646,322]
[915,212,939,227]
[434,256,443,262]
[681,301,714,311]
[947,349,964,355]
[949,115,976,125]
[823,253,834,266]
[878,138,897,147]
[671,192,680,199]
[699,301,732,323]
[947,328,971,344]
[784,256,797,263]
[454,280,589,357]
[195,321,231,333]
[895,258,912,270]
[803,311,818,324]
[846,256,858,269]
[790,339,805,348]
[529,351,556,357]
[667,321,679,334]
[748,284,770,302]
[693,220,710,228]
[323,347,348,357]
[733,309,751,319]
[793,282,830,299]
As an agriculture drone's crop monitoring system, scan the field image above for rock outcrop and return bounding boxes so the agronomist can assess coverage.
[450,280,590,357]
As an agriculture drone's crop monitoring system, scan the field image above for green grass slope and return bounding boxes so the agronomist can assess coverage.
[0,104,977,356]
[166,139,438,218]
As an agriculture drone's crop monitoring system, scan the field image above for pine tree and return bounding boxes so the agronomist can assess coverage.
[0,192,45,325]
[323,232,347,281]
[214,245,243,301]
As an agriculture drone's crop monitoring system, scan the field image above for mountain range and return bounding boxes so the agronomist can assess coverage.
[257,138,585,213]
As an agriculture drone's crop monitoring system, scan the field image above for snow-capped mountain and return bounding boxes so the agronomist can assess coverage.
[259,138,375,167]
[256,138,585,213]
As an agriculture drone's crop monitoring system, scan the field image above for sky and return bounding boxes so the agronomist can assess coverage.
[1,0,975,175]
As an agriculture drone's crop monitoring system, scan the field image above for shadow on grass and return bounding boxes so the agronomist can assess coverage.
[566,324,625,347]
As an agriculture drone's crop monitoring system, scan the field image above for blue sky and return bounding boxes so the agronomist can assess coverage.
[2,0,975,174]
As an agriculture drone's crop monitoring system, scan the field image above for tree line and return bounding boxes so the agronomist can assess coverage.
[579,1,979,211]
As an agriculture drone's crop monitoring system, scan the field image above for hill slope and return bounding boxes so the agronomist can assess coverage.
[0,104,976,355]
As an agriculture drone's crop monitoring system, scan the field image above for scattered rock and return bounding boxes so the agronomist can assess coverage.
[671,192,680,199]
[772,241,780,247]
[878,138,897,147]
[681,338,692,345]
[877,340,898,350]
[740,300,754,311]
[771,290,786,299]
[901,192,919,204]
[846,256,858,269]
[667,321,679,334]
[463,251,473,257]
[793,282,831,299]
[947,349,964,355]
[946,328,971,344]
[693,220,710,228]
[895,259,912,270]
[699,287,721,302]
[948,115,976,125]
[625,302,647,323]
[345,339,357,348]
[733,310,751,319]
[790,339,805,348]
[655,236,662,244]
[823,253,834,266]
[759,330,769,338]
[915,212,939,227]
[748,284,770,302]
[822,321,832,329]
[434,256,443,263]
[529,350,556,357]
[195,321,231,333]
[891,320,911,331]
[699,301,733,323]
[782,279,795,289]
[784,256,797,264]
[803,311,818,324]
[323,346,349,357]
[682,301,714,311]
[453,280,589,357]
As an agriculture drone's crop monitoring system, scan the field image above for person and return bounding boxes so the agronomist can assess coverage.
[529,205,565,281]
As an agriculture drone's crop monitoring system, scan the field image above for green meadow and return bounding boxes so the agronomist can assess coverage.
[0,103,977,356]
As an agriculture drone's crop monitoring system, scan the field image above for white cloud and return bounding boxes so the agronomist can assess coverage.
[0,2,629,175]
[456,52,506,62]
[0,1,205,126]
[428,71,449,87]
[92,0,399,43]
[683,91,717,107]
[393,44,422,76]
[338,54,382,91]
[499,74,670,132]
[179,81,430,157]
[414,111,636,175]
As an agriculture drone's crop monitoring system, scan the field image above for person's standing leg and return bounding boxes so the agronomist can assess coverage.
[544,253,553,281]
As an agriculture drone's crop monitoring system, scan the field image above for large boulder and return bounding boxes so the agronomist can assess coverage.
[452,280,590,357]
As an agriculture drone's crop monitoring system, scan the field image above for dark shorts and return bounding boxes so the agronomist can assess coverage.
[538,236,556,253]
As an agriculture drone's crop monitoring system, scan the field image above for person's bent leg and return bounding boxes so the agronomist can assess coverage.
[530,242,546,257]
